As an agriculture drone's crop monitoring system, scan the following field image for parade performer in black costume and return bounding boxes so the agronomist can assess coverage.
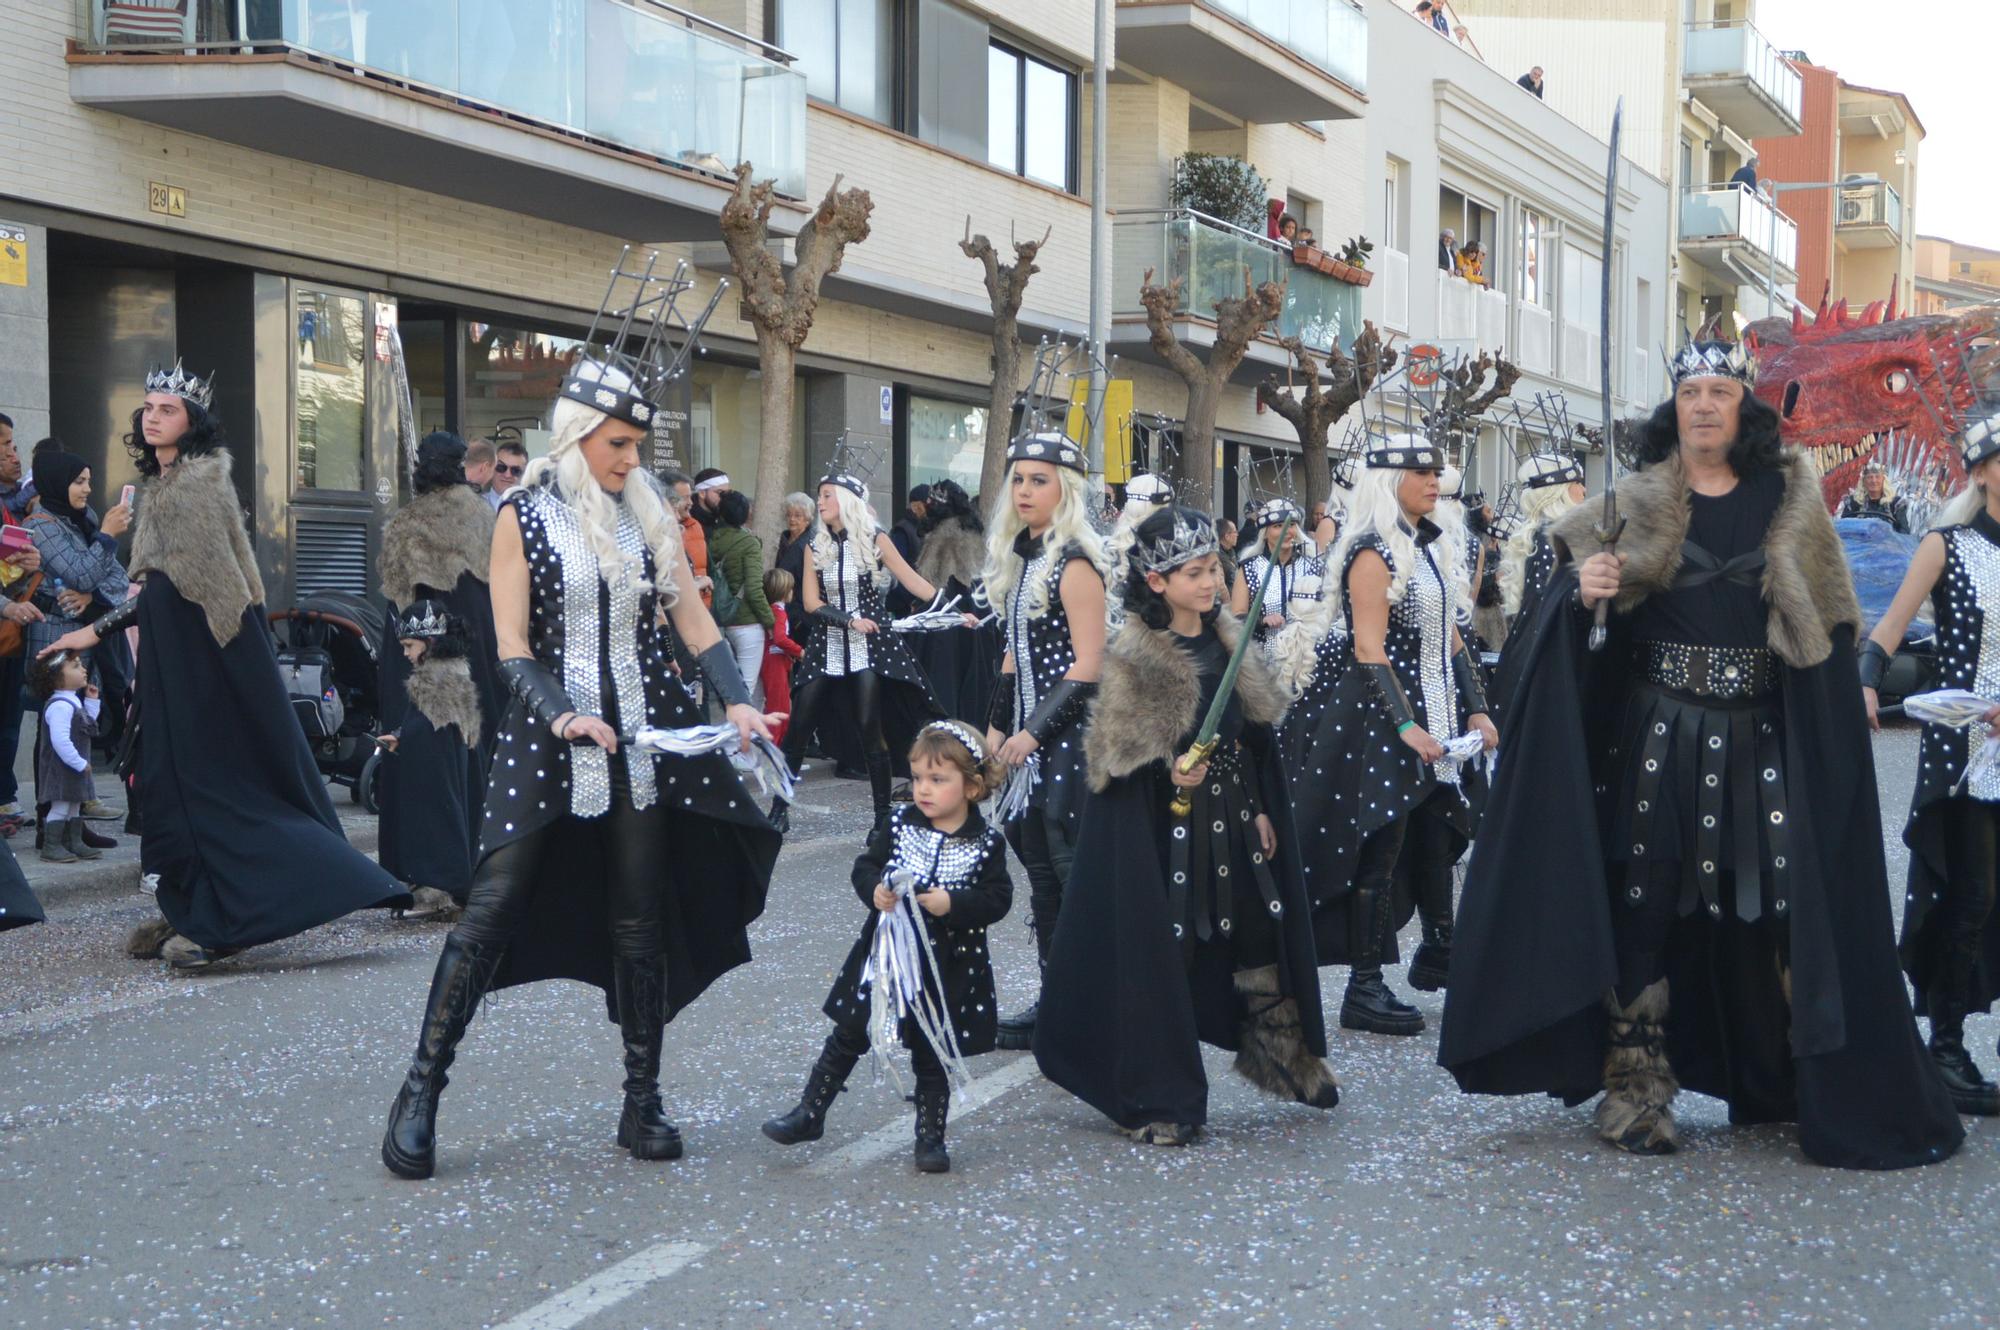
[378,257,782,1180]
[1841,460,1911,532]
[376,601,486,919]
[376,430,500,918]
[1860,399,2000,1116]
[1231,499,1327,642]
[782,447,947,828]
[1283,436,1495,1034]
[910,478,1001,728]
[1491,452,1584,723]
[762,721,1013,1173]
[0,842,37,933]
[1034,506,1336,1145]
[44,362,408,970]
[979,431,1105,1051]
[1439,340,1964,1169]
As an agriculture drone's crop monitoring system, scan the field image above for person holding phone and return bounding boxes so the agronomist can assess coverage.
[22,451,128,670]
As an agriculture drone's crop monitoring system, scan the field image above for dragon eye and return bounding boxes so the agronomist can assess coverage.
[1884,369,1913,394]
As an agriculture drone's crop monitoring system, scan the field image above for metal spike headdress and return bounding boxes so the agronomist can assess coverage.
[820,430,887,499]
[144,358,215,411]
[560,247,726,429]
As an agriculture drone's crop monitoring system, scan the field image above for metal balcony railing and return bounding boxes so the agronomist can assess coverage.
[1682,19,1803,128]
[1837,180,1904,235]
[1680,185,1799,274]
[76,0,807,196]
[1113,208,1364,355]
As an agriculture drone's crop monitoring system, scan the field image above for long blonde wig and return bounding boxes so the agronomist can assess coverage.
[1500,482,1582,617]
[1328,463,1424,604]
[525,363,682,604]
[981,462,1105,621]
[811,482,882,577]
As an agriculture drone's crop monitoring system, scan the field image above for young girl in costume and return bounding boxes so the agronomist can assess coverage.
[1034,505,1337,1147]
[32,650,102,863]
[760,568,803,748]
[763,721,1013,1173]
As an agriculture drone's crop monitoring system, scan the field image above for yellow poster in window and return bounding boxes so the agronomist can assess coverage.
[1066,378,1135,481]
[0,225,27,288]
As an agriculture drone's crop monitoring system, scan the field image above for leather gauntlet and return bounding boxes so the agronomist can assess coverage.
[1452,644,1490,719]
[1855,638,1892,691]
[1359,661,1418,732]
[92,593,140,637]
[695,639,752,709]
[499,656,577,733]
[988,672,1018,734]
[810,604,856,630]
[1025,678,1097,745]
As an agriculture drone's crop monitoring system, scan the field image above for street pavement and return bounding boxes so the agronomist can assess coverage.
[1,724,1995,1330]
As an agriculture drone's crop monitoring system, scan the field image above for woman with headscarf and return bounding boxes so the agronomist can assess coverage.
[23,450,130,668]
[40,361,408,970]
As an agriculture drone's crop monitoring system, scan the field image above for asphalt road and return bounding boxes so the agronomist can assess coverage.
[1,725,1994,1330]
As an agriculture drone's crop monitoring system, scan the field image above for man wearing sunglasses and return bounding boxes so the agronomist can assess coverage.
[489,441,529,507]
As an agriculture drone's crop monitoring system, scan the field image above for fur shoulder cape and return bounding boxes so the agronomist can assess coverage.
[1086,609,1289,790]
[405,655,482,750]
[380,484,494,608]
[915,516,986,590]
[129,450,265,647]
[1547,449,1860,669]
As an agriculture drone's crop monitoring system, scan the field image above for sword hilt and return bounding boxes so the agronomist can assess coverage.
[1587,513,1627,653]
[1167,737,1220,818]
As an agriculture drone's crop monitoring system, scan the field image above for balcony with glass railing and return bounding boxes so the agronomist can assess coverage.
[1836,180,1904,248]
[1681,20,1803,140]
[1679,185,1799,283]
[1115,0,1367,125]
[1110,209,1364,359]
[70,0,806,238]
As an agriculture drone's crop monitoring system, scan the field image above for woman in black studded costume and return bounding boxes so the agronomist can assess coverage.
[378,358,782,1181]
[1285,436,1495,1039]
[1861,401,2000,1117]
[979,432,1106,1051]
[782,469,947,828]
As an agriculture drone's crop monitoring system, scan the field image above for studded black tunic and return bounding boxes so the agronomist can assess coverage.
[1000,530,1098,831]
[478,483,780,1015]
[1239,548,1327,641]
[821,804,1014,1055]
[792,530,935,694]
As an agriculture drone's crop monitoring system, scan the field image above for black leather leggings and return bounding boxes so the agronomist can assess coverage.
[1006,805,1076,961]
[451,785,666,960]
[1937,799,2000,1002]
[1399,792,1459,929]
[783,669,888,768]
[825,1021,946,1088]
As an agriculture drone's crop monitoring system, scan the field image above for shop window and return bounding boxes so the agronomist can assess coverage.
[986,40,1075,190]
[295,288,366,492]
[907,395,988,496]
[462,322,586,457]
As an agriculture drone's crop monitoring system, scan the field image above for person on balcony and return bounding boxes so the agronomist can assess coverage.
[1730,156,1760,192]
[1438,228,1457,272]
[1456,242,1490,287]
[1517,67,1545,98]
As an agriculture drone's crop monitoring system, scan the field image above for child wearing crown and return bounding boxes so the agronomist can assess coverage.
[1033,505,1338,1147]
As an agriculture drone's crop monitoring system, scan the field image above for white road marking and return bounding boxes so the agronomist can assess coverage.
[0,973,261,1040]
[489,1241,714,1330]
[807,1054,1042,1175]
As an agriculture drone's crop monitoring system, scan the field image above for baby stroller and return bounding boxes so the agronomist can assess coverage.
[269,591,384,806]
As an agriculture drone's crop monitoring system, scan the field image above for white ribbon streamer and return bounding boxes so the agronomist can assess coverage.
[858,867,972,1094]
[993,753,1041,823]
[627,723,799,805]
[1902,689,2000,794]
[891,593,970,634]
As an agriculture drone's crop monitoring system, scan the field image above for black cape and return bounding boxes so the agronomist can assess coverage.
[0,839,42,932]
[139,572,409,949]
[1438,569,1963,1170]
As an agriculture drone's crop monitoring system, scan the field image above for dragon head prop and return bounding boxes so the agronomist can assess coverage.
[1744,292,1999,510]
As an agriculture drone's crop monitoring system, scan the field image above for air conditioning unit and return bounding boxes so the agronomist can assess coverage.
[1841,200,1864,223]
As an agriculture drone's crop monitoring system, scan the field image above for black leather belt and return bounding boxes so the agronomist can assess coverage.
[1636,641,1777,700]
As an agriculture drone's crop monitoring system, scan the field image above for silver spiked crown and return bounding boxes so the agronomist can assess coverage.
[145,359,215,411]
[1665,338,1754,389]
[1136,508,1220,575]
[395,600,453,641]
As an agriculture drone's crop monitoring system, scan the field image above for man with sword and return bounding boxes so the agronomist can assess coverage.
[1437,104,1963,1170]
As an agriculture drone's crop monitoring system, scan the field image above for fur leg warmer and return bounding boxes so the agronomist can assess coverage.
[126,915,177,960]
[1232,966,1341,1110]
[1597,978,1679,1156]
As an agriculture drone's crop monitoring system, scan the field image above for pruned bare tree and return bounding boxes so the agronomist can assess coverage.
[720,163,874,557]
[1439,351,1523,427]
[960,217,1051,501]
[1255,321,1401,506]
[1139,268,1286,510]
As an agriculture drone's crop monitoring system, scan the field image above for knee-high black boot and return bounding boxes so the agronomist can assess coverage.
[913,1077,951,1174]
[1407,864,1454,993]
[614,957,684,1160]
[762,1030,866,1144]
[1340,884,1424,1036]
[1929,985,2000,1116]
[864,749,894,828]
[382,935,505,1179]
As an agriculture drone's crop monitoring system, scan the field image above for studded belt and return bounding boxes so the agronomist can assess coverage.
[1636,641,1777,700]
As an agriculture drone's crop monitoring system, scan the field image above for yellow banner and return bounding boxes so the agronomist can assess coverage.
[1066,379,1135,481]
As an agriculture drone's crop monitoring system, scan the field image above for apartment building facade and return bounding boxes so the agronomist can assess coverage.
[1915,237,2000,315]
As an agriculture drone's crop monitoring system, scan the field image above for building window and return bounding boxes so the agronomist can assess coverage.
[986,41,1075,190]
[295,289,367,493]
[908,395,988,495]
[777,0,898,127]
[1520,209,1550,307]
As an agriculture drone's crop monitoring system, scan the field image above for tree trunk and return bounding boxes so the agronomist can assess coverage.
[1178,377,1223,510]
[752,330,797,562]
[1138,267,1286,514]
[980,337,1019,504]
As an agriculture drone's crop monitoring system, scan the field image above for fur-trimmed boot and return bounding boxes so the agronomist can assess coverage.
[762,1032,864,1145]
[126,914,177,959]
[1340,886,1424,1036]
[1597,979,1679,1155]
[1406,868,1453,993]
[1928,988,2000,1116]
[913,1080,951,1173]
[1232,965,1340,1109]
[1125,1121,1198,1147]
[613,957,684,1161]
[382,934,505,1179]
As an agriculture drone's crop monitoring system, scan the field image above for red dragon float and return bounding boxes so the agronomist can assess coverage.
[1744,292,1998,511]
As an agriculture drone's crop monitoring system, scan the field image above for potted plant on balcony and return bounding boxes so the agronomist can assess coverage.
[1167,152,1269,232]
[1334,236,1376,287]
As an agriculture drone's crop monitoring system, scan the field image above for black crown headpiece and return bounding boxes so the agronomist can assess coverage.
[819,432,885,499]
[1365,432,1446,471]
[1517,452,1585,490]
[560,248,725,429]
[145,358,215,411]
[1006,430,1087,475]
